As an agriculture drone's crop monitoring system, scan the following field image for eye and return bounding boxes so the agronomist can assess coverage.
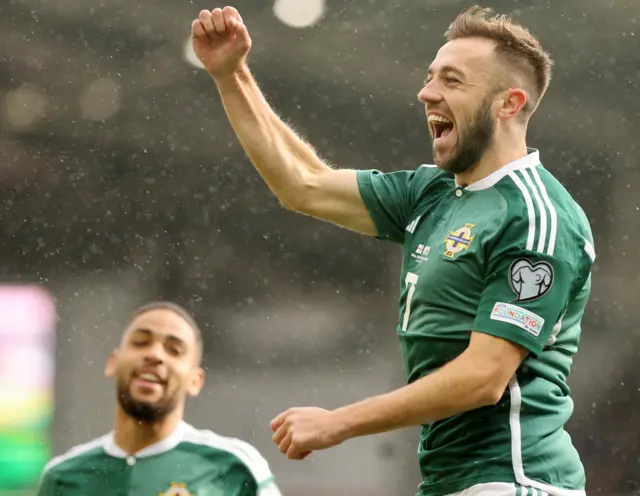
[445,76,460,84]
[166,344,185,357]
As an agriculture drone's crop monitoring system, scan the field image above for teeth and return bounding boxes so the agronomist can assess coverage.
[139,373,160,383]
[428,115,453,124]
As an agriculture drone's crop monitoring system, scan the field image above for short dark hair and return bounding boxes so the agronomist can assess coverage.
[130,301,204,364]
[445,5,553,116]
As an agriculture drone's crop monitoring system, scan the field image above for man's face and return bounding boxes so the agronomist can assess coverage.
[418,37,500,174]
[105,309,204,423]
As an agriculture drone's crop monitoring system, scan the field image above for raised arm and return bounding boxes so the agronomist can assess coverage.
[191,7,376,236]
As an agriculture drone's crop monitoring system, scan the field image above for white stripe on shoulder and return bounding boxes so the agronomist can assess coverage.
[405,215,421,234]
[42,435,109,474]
[584,240,596,261]
[508,172,536,251]
[520,169,548,253]
[182,425,273,484]
[530,167,558,256]
[419,164,439,168]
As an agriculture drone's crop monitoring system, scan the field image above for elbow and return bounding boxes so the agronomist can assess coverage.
[278,169,324,215]
[477,375,507,407]
[459,341,522,409]
[278,189,310,214]
[472,371,511,408]
[277,195,301,212]
[479,384,507,407]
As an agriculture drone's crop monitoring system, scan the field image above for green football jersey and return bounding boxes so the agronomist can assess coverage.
[357,149,594,496]
[37,421,280,496]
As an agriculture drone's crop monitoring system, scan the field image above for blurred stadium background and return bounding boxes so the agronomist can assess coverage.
[0,0,638,494]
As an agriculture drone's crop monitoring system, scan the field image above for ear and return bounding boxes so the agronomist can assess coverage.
[497,88,527,120]
[186,367,205,397]
[105,349,119,378]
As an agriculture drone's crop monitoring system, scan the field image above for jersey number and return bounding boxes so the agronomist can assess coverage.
[402,272,419,332]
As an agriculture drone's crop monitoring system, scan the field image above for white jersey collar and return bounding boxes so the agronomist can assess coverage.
[463,148,541,191]
[103,420,188,458]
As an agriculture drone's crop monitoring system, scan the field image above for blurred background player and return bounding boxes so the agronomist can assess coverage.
[191,5,594,496]
[37,301,281,496]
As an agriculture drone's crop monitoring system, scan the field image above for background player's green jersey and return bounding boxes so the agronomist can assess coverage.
[37,421,280,496]
[357,149,594,496]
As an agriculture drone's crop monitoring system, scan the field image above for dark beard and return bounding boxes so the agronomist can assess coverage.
[438,94,495,175]
[116,376,179,423]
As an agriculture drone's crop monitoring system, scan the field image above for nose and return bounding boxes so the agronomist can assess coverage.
[417,81,443,105]
[143,342,165,364]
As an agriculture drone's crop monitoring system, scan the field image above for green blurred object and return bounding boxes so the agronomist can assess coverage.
[0,430,50,490]
[0,286,56,492]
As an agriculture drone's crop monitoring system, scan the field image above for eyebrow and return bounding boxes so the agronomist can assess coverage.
[130,328,187,347]
[427,64,466,79]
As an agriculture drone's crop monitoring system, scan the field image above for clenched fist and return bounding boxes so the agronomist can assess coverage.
[270,407,346,460]
[191,6,252,78]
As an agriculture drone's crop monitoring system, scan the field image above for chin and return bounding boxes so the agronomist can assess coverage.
[132,393,164,405]
[432,140,455,160]
[432,151,452,170]
[128,388,163,404]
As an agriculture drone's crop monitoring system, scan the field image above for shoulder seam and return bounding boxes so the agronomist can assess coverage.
[181,428,272,484]
[42,435,108,474]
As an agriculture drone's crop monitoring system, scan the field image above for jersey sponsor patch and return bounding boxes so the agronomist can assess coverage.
[509,258,554,301]
[410,244,431,263]
[443,223,475,259]
[490,302,544,336]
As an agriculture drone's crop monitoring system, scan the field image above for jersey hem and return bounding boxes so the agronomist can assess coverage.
[417,473,585,496]
[418,473,513,496]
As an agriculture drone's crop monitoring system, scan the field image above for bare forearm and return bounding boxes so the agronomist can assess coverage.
[213,65,330,208]
[333,355,502,439]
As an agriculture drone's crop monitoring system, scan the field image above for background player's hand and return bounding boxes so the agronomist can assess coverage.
[191,7,252,78]
[270,407,345,460]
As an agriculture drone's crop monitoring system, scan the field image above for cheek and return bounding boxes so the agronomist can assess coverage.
[116,364,134,382]
[168,368,189,388]
[113,356,139,381]
[455,113,471,135]
[452,106,466,124]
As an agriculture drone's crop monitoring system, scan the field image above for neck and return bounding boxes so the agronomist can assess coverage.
[455,128,528,188]
[112,405,183,454]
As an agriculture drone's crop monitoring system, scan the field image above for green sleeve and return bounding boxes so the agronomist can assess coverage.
[473,249,574,355]
[35,471,57,496]
[356,169,416,244]
[231,454,278,496]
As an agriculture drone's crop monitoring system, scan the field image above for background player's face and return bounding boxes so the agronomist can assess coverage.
[105,309,204,423]
[418,37,500,174]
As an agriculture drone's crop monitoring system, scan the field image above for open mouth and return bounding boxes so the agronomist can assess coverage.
[428,114,455,140]
[134,372,166,388]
